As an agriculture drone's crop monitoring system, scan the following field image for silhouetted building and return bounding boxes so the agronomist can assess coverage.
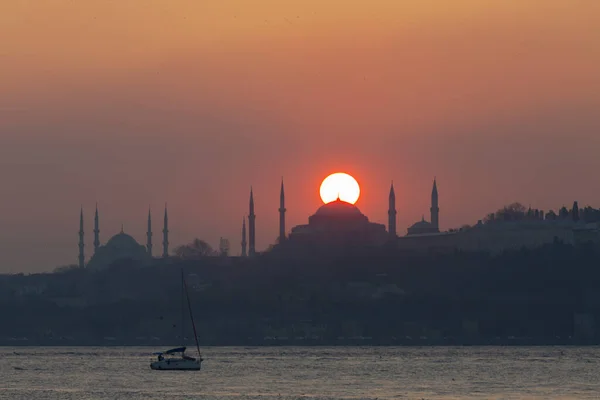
[248,188,256,256]
[87,227,150,270]
[219,237,230,256]
[287,198,388,247]
[162,205,169,258]
[572,201,580,222]
[78,204,169,269]
[388,182,396,238]
[247,177,437,252]
[407,216,437,235]
[240,177,600,256]
[93,204,100,253]
[559,206,569,219]
[146,208,153,256]
[279,179,286,243]
[407,179,440,235]
[431,178,439,230]
[241,217,247,257]
[78,207,85,268]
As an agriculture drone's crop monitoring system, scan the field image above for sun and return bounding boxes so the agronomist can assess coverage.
[320,173,360,204]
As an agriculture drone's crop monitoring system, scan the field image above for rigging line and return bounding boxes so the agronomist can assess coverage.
[182,270,202,359]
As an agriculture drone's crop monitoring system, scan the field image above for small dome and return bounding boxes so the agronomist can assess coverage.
[105,232,142,250]
[314,199,364,217]
[409,220,432,230]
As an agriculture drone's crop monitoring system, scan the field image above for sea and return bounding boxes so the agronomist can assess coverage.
[1,346,599,399]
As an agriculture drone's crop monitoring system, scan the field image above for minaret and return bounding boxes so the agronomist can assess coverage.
[146,207,153,256]
[572,201,580,222]
[93,203,100,253]
[78,207,85,268]
[388,181,397,237]
[162,204,169,258]
[430,177,439,232]
[241,217,247,257]
[279,178,286,243]
[248,187,256,256]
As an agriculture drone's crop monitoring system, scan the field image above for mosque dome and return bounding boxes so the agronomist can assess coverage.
[407,217,438,235]
[105,232,142,251]
[409,220,432,230]
[87,230,150,270]
[289,198,388,247]
[314,199,364,217]
[306,198,371,229]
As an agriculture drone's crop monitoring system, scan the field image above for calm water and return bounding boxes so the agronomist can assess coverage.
[1,346,599,399]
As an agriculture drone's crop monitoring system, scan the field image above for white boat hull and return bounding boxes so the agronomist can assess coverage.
[150,359,201,371]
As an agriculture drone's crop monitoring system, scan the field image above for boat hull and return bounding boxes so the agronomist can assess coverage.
[150,359,201,371]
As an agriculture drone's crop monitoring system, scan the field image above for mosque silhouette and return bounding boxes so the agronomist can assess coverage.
[77,179,440,268]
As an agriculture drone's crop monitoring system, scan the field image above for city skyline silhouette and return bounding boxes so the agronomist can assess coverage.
[1,0,599,272]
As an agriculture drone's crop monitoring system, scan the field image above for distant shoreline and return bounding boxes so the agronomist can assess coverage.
[2,339,598,347]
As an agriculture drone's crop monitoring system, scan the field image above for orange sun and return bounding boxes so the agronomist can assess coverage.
[319,173,360,204]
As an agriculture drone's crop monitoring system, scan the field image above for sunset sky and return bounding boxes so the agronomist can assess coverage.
[1,0,599,272]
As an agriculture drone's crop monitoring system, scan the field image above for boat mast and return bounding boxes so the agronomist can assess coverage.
[181,269,185,346]
[182,272,202,359]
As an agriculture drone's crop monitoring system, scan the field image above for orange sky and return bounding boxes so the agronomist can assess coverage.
[0,0,599,272]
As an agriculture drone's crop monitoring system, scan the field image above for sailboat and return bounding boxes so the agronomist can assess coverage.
[150,269,203,371]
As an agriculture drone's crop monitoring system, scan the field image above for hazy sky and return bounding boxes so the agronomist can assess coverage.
[1,0,599,272]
